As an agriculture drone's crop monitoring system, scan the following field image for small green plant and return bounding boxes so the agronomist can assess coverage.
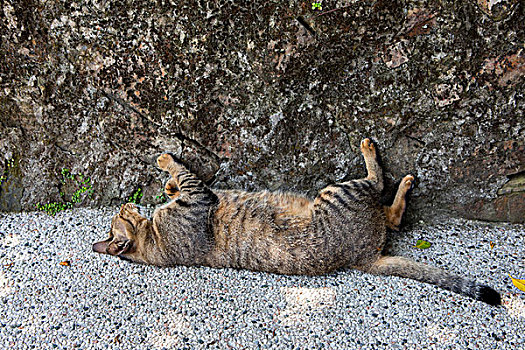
[155,191,168,203]
[0,158,17,187]
[35,202,72,216]
[128,188,143,204]
[36,168,94,215]
[312,1,322,10]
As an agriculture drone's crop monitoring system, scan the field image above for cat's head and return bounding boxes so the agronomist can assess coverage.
[92,205,146,264]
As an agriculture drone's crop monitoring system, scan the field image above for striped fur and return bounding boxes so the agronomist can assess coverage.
[93,140,501,305]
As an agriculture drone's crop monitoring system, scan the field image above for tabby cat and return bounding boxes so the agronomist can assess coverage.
[93,138,501,305]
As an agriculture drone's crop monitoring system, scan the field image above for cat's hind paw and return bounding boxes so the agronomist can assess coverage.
[360,138,376,159]
[402,175,415,191]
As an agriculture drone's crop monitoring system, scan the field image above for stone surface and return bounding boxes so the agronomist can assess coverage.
[1,209,524,349]
[0,1,523,222]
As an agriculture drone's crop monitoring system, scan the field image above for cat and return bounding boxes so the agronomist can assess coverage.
[93,138,501,305]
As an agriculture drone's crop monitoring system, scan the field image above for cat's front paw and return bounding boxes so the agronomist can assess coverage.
[360,138,376,158]
[157,153,175,171]
[164,178,180,199]
[119,203,138,217]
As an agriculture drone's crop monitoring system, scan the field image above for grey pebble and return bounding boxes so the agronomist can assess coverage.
[0,208,524,349]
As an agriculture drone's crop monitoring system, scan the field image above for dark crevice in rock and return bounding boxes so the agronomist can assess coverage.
[54,143,75,156]
[102,90,162,127]
[296,16,316,37]
[174,131,223,164]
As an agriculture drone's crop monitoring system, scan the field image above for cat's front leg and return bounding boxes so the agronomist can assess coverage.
[164,177,180,200]
[157,153,208,196]
[157,153,185,177]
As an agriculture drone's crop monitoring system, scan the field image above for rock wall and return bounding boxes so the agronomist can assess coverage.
[1,0,523,222]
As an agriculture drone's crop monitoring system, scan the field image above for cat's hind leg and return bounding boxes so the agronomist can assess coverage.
[384,175,414,230]
[314,138,384,205]
[359,138,383,191]
[320,138,384,195]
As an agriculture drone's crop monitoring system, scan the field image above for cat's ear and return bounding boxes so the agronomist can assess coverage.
[92,239,110,254]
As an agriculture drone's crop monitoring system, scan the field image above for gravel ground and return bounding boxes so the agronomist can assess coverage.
[0,207,524,349]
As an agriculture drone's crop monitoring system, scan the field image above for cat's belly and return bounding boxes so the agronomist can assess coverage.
[204,195,386,275]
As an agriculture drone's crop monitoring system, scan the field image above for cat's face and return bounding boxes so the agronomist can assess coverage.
[92,214,137,262]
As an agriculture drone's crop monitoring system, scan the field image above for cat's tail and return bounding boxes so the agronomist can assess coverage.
[366,256,501,305]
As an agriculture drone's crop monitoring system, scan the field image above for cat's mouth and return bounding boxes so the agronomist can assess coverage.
[117,254,133,262]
